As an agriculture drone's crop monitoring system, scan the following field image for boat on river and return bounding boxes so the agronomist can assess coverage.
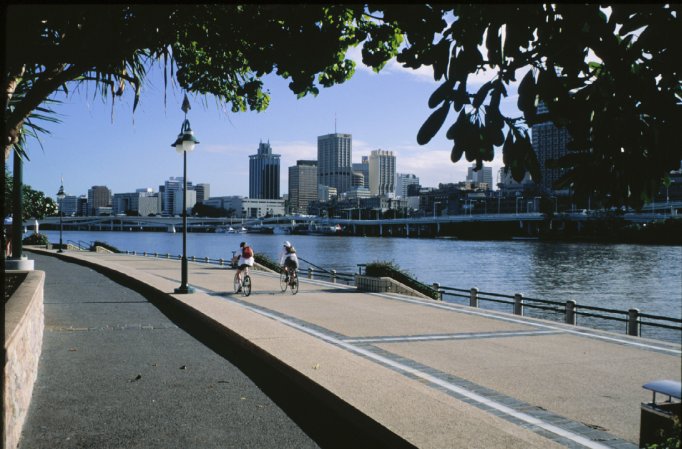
[291,222,342,236]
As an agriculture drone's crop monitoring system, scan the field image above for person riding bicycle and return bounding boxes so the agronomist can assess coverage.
[279,241,299,282]
[234,241,254,292]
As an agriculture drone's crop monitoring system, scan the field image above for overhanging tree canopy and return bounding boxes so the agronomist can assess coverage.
[4,4,681,209]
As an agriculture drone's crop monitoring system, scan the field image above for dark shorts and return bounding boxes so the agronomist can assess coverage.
[238,264,251,270]
[284,259,298,270]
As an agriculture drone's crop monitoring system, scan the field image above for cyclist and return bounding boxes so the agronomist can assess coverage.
[279,241,299,283]
[234,241,254,292]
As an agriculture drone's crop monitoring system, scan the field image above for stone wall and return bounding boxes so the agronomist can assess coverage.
[4,271,45,449]
[355,275,432,300]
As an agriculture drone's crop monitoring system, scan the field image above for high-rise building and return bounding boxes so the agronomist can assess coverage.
[532,101,570,194]
[352,156,369,189]
[318,133,352,198]
[288,160,318,215]
[161,177,193,215]
[466,164,494,190]
[395,173,420,198]
[368,149,396,197]
[112,189,161,216]
[87,186,111,216]
[249,140,280,199]
[57,195,79,217]
[194,183,210,204]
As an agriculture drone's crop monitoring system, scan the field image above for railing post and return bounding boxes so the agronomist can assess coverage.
[143,252,147,257]
[628,308,640,337]
[565,300,577,325]
[331,269,337,283]
[308,267,313,280]
[154,252,158,258]
[219,258,224,266]
[132,251,136,256]
[166,253,170,259]
[204,257,209,263]
[432,283,442,300]
[514,293,524,316]
[470,287,479,307]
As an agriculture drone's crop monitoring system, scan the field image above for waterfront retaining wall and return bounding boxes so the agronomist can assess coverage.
[355,275,432,300]
[4,271,45,449]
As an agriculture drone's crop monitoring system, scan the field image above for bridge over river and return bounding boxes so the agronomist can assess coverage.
[29,208,680,238]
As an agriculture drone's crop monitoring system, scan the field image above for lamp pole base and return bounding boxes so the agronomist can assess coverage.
[174,285,195,294]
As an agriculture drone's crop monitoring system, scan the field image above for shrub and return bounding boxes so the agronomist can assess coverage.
[22,233,49,246]
[255,253,281,272]
[365,260,439,300]
[90,241,121,253]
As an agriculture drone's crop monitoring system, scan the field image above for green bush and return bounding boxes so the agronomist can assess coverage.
[365,260,439,300]
[90,241,121,253]
[255,253,281,272]
[22,233,49,246]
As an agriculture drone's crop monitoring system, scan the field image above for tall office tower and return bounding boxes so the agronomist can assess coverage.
[466,164,494,190]
[249,140,281,199]
[87,186,112,216]
[318,133,352,197]
[532,101,570,194]
[395,173,420,198]
[288,160,318,214]
[368,149,396,196]
[352,155,369,188]
[162,177,193,215]
[194,183,210,204]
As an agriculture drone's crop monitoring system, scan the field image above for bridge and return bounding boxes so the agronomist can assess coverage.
[26,209,680,237]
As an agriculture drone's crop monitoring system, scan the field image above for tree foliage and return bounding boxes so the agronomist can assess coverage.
[375,4,681,208]
[4,169,58,219]
[4,4,681,210]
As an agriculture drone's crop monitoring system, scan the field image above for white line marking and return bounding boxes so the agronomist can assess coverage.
[226,297,617,449]
[344,330,559,344]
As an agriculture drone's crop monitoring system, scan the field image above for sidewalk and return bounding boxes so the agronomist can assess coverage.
[22,249,682,448]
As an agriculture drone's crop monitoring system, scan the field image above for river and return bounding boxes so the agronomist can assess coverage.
[31,230,682,342]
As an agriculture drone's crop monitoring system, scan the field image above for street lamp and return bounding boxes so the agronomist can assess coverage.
[171,94,199,294]
[56,181,65,253]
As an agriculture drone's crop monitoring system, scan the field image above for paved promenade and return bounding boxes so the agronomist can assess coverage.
[22,249,682,449]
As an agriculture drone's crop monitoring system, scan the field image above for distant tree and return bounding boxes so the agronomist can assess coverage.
[3,169,57,219]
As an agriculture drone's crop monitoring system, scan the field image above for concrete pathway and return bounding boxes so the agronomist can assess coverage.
[22,249,682,449]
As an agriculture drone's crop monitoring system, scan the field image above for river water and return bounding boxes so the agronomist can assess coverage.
[33,230,682,342]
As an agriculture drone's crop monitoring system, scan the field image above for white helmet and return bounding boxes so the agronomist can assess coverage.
[283,241,291,248]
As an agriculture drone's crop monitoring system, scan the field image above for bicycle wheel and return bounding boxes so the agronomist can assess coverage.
[290,275,298,295]
[279,271,288,292]
[233,273,241,293]
[242,275,252,296]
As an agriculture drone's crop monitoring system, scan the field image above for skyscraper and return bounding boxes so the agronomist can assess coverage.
[466,164,493,190]
[317,133,352,198]
[87,185,111,216]
[288,160,318,214]
[162,177,193,216]
[352,155,369,189]
[368,149,396,196]
[395,173,420,198]
[249,140,280,199]
[532,102,570,194]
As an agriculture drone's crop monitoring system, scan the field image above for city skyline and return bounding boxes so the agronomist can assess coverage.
[13,50,523,200]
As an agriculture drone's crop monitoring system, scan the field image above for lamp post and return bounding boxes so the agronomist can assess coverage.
[172,94,199,294]
[56,181,65,253]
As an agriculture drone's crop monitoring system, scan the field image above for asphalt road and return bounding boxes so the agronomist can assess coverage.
[19,253,322,449]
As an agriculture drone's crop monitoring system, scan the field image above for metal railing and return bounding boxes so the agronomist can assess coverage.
[66,240,91,251]
[436,285,682,340]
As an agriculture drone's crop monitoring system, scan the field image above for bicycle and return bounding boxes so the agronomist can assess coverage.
[279,267,299,295]
[234,266,252,296]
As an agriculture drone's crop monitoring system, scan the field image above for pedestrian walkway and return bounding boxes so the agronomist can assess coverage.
[23,249,682,449]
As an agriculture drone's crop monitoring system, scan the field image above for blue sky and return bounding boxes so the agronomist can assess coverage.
[17,49,522,200]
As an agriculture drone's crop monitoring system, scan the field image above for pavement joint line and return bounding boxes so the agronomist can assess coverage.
[208,291,620,449]
[342,329,563,344]
[370,292,682,355]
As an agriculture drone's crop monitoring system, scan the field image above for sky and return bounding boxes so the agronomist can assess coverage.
[15,47,524,200]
